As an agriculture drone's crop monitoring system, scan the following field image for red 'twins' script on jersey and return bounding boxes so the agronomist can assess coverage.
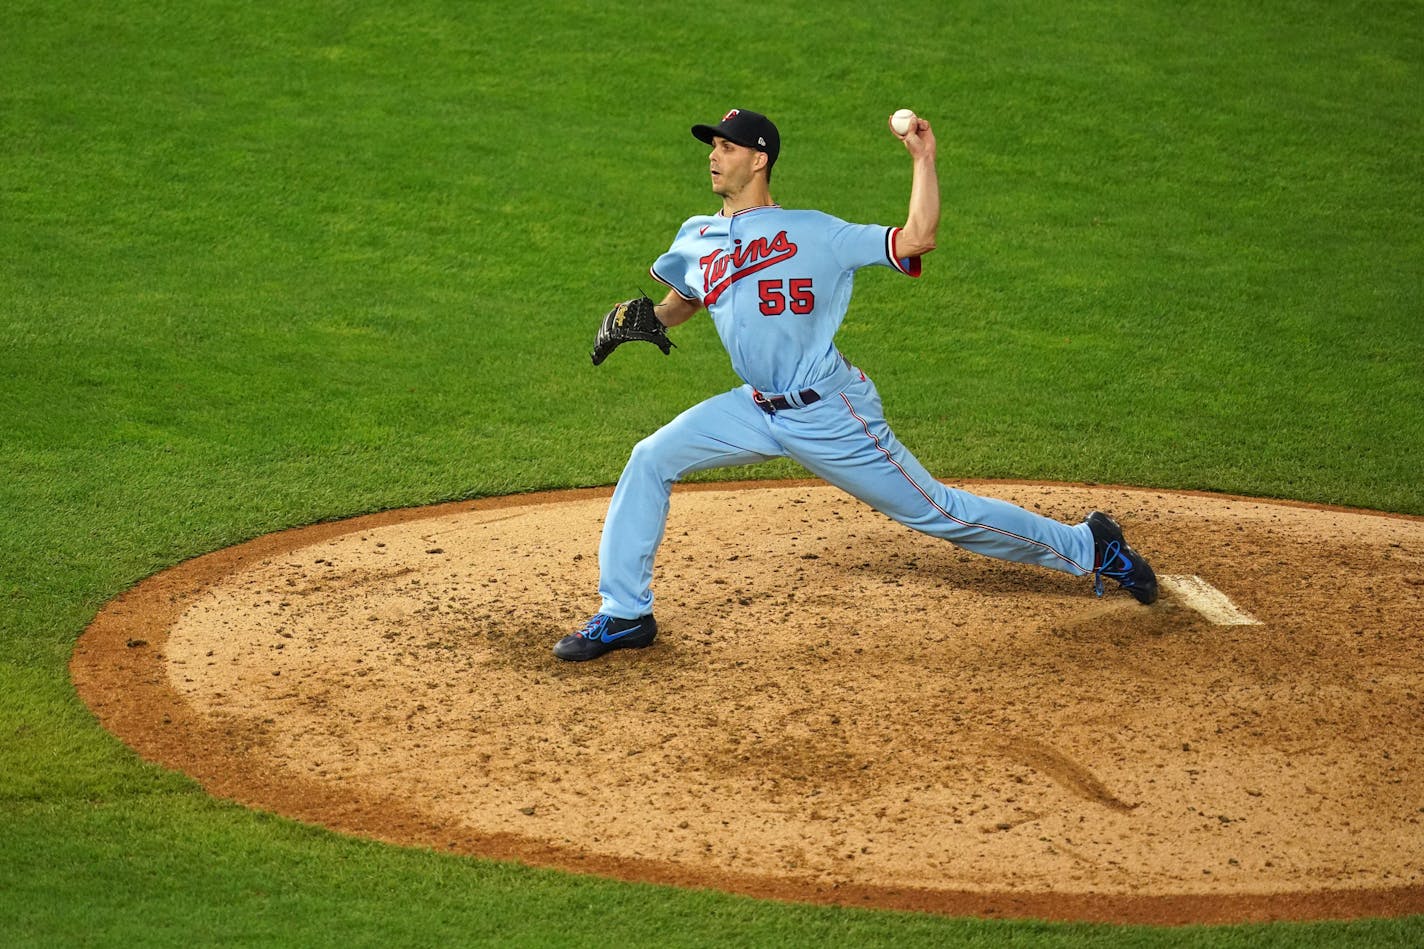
[700,230,798,305]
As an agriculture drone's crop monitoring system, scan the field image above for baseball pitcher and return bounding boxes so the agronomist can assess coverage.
[562,108,1157,661]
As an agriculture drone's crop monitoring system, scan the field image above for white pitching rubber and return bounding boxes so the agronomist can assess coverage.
[1159,575,1261,626]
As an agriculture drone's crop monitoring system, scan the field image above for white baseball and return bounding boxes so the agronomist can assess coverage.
[891,108,917,135]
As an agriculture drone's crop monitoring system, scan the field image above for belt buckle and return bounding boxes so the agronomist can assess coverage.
[752,390,776,415]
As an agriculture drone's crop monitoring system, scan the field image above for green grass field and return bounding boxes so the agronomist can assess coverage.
[3,0,1421,945]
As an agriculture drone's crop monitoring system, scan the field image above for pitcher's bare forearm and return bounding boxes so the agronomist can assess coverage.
[892,116,940,258]
[655,290,701,327]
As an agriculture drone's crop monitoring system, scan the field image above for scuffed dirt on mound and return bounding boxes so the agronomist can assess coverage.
[73,481,1424,924]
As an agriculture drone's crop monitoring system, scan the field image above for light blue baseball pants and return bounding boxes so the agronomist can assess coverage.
[598,371,1096,619]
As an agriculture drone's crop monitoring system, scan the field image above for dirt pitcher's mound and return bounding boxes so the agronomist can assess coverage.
[73,481,1424,925]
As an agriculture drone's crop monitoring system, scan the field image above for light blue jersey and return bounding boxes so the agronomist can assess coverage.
[650,206,919,394]
[591,204,1099,621]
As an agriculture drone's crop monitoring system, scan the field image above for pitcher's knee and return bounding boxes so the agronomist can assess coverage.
[625,433,681,484]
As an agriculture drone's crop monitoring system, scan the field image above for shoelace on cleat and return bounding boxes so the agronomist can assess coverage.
[575,615,608,639]
[1092,540,1137,596]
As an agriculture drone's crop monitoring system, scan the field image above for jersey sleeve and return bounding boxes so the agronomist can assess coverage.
[649,248,700,302]
[648,219,704,302]
[827,217,922,277]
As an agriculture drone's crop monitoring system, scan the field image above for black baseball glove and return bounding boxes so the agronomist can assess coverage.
[591,295,676,366]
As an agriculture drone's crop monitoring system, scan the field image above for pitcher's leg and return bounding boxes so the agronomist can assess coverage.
[598,390,783,617]
[786,381,1095,575]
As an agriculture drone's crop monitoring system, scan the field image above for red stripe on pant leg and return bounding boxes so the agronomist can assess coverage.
[838,393,1086,572]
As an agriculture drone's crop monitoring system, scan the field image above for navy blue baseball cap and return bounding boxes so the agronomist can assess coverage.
[692,108,780,169]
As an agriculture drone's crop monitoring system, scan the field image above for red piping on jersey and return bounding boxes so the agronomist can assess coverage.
[888,227,922,277]
[728,204,781,216]
[838,391,1090,573]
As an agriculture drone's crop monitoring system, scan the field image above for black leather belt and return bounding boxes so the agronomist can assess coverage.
[752,388,821,414]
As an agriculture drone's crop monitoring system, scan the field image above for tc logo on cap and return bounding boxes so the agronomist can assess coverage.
[692,109,779,169]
